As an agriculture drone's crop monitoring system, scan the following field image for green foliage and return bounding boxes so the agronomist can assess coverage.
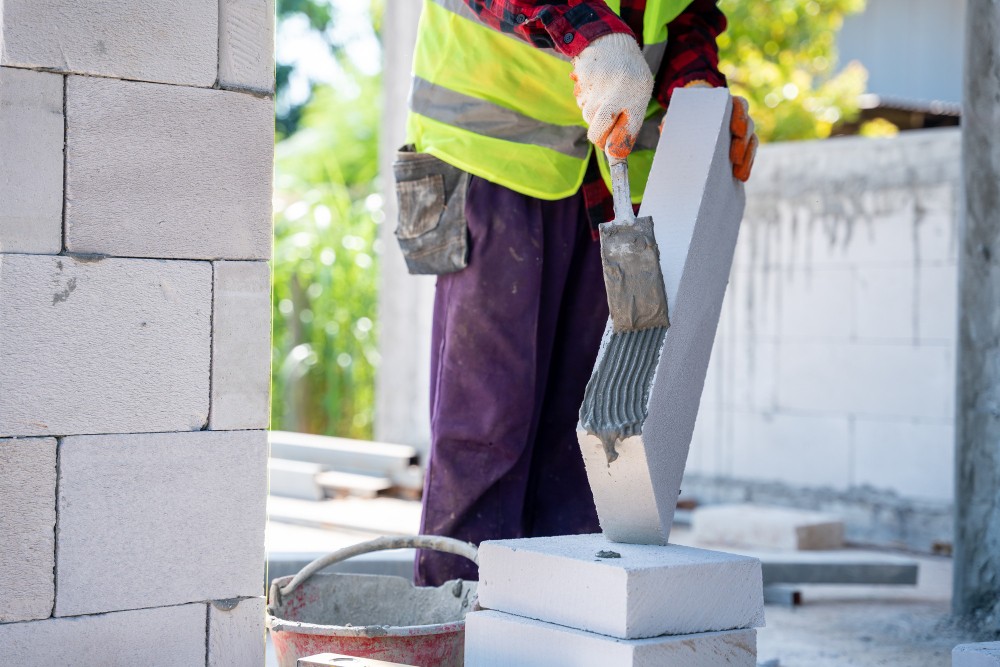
[718,0,868,141]
[271,71,383,438]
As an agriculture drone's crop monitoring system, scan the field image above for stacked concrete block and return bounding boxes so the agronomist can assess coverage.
[954,642,1000,666]
[467,92,762,666]
[0,67,63,254]
[0,0,273,663]
[691,504,845,551]
[578,87,745,545]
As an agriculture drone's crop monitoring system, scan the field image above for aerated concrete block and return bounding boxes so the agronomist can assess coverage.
[954,642,1000,666]
[692,504,845,551]
[0,437,56,622]
[208,597,267,667]
[0,68,63,254]
[0,604,206,665]
[0,254,211,437]
[477,534,764,640]
[55,430,268,616]
[219,0,276,93]
[0,0,217,86]
[65,76,273,260]
[465,610,757,667]
[578,88,745,545]
[211,261,272,430]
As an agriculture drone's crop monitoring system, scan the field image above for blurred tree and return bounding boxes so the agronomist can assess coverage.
[718,0,872,141]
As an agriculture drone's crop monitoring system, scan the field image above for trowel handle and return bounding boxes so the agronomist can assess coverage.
[609,159,635,224]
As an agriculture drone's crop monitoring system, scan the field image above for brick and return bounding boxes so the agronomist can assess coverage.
[477,534,764,640]
[0,437,56,622]
[465,611,757,667]
[954,642,1000,667]
[0,0,217,86]
[219,0,276,93]
[578,88,745,545]
[54,430,267,616]
[0,67,63,254]
[692,504,844,551]
[210,261,272,430]
[0,604,205,665]
[917,264,958,342]
[65,76,273,260]
[0,254,211,437]
[853,418,954,501]
[208,597,266,667]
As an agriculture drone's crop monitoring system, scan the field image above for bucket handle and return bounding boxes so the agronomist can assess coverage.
[270,534,479,608]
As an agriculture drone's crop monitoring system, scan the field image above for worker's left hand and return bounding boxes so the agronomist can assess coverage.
[663,81,758,182]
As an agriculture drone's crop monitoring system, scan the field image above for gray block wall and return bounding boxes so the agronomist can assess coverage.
[0,1,274,663]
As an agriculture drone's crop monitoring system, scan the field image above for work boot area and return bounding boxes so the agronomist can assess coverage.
[263,482,965,667]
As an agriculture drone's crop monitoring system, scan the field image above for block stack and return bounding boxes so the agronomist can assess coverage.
[0,1,274,664]
[465,89,763,665]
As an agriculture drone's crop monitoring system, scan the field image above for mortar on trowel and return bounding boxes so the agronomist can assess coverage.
[267,535,478,667]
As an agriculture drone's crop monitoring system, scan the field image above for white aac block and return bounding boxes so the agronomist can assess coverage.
[954,643,1000,666]
[211,261,272,429]
[220,0,276,93]
[0,604,206,665]
[0,0,217,86]
[579,88,745,545]
[208,597,267,667]
[691,504,845,551]
[0,254,211,437]
[465,611,757,667]
[55,430,268,616]
[477,534,764,640]
[0,68,63,254]
[0,438,56,622]
[66,76,273,260]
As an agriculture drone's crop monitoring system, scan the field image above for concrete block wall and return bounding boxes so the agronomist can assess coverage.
[687,128,960,551]
[0,2,273,663]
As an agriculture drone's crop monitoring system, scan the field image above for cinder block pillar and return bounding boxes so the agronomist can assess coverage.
[0,1,274,663]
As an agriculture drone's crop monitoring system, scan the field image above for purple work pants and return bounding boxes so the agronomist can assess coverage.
[415,175,609,586]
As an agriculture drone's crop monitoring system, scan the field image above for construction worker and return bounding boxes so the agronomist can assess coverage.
[392,0,757,586]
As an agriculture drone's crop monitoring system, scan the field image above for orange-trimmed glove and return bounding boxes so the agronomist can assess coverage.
[664,81,758,182]
[571,33,654,163]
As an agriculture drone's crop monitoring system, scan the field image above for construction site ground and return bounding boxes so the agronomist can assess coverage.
[264,495,988,667]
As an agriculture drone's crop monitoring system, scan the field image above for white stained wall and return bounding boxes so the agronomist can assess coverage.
[0,1,274,663]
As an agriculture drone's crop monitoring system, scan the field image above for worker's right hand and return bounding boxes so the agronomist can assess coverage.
[571,33,654,164]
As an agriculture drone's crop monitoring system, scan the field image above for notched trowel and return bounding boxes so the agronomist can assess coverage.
[600,158,670,332]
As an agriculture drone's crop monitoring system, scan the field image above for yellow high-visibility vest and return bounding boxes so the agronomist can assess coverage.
[406,0,694,203]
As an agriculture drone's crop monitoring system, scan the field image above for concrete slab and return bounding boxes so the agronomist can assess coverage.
[0,67,63,254]
[953,642,1000,666]
[0,254,211,437]
[209,597,267,667]
[0,437,56,622]
[270,431,417,476]
[0,0,217,86]
[0,603,206,665]
[55,430,267,616]
[578,88,745,545]
[219,0,276,93]
[477,533,764,639]
[692,504,845,551]
[269,458,326,501]
[465,610,756,667]
[211,261,272,429]
[65,76,273,260]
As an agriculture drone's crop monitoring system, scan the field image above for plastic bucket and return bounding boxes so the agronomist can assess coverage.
[267,535,478,667]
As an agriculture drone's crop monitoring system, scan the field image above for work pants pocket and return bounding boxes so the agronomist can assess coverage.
[392,145,470,275]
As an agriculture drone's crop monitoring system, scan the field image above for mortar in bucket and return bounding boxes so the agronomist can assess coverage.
[267,535,478,667]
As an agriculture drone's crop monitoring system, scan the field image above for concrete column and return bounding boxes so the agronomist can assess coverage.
[374,2,436,455]
[954,0,1000,629]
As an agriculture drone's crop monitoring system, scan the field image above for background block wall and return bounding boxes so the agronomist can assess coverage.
[0,1,274,662]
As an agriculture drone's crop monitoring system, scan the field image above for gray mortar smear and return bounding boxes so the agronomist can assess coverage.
[579,325,668,464]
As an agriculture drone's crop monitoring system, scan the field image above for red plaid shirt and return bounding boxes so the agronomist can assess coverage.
[461,0,727,233]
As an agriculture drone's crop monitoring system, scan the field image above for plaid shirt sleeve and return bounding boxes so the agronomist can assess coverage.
[653,0,728,108]
[461,1,636,57]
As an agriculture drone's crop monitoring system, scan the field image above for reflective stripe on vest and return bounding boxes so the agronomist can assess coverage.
[407,0,693,202]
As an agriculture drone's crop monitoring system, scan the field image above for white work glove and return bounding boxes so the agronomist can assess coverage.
[571,33,654,163]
